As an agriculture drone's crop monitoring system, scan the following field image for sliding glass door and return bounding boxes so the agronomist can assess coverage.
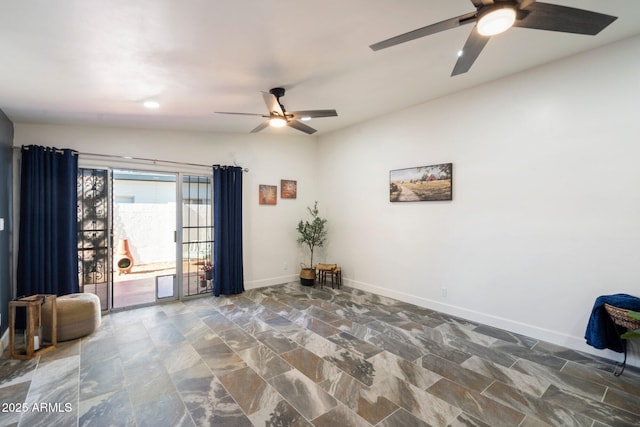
[78,167,213,310]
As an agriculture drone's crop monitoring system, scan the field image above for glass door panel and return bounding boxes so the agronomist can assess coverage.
[182,175,213,297]
[77,168,111,310]
[112,170,177,308]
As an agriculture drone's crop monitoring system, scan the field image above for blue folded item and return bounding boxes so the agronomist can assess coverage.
[585,294,640,352]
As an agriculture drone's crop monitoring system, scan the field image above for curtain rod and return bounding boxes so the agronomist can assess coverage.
[14,146,249,172]
[16,145,77,155]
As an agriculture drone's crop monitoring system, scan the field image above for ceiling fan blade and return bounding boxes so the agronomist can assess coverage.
[470,0,494,7]
[515,0,535,9]
[288,110,338,119]
[451,27,490,76]
[287,120,317,135]
[370,11,477,51]
[215,112,265,117]
[513,2,617,35]
[261,92,284,115]
[250,120,270,133]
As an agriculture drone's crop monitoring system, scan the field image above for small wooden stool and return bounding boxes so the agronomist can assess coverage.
[315,264,336,288]
[329,267,342,289]
[315,264,342,289]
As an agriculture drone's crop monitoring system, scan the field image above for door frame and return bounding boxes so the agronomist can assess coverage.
[78,162,213,311]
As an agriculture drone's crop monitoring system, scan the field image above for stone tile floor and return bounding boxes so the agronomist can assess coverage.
[1,283,639,426]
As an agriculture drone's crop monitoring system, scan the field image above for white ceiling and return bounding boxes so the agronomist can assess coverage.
[1,1,639,136]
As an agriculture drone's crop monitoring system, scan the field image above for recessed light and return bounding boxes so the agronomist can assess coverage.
[300,116,311,121]
[457,50,464,57]
[143,100,160,109]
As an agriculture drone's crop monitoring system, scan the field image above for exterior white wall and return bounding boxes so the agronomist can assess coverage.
[13,125,319,288]
[113,203,176,265]
[112,179,177,265]
[317,35,640,364]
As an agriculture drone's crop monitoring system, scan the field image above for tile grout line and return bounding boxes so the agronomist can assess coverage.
[147,308,199,427]
[212,298,330,425]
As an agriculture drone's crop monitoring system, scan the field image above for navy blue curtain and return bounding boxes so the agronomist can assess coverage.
[213,165,244,296]
[17,145,79,297]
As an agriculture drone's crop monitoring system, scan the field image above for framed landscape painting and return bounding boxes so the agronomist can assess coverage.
[390,163,452,202]
[259,185,277,205]
[281,179,297,199]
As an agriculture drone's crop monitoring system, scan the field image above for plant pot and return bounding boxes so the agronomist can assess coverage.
[115,238,134,274]
[300,268,315,286]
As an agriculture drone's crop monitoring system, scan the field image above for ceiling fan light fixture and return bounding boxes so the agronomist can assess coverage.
[143,100,160,109]
[269,117,287,128]
[477,6,517,36]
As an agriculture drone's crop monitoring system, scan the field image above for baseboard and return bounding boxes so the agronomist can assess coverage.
[244,274,299,290]
[345,278,639,368]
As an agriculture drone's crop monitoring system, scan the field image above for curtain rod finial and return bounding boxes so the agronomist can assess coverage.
[233,159,249,172]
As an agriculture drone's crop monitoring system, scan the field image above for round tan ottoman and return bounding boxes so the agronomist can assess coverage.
[42,293,101,342]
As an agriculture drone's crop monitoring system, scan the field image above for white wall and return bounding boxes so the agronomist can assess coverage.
[13,124,319,288]
[112,179,176,265]
[317,34,640,364]
[113,203,176,265]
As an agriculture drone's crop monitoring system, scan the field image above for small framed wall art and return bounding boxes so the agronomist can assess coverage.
[281,179,297,199]
[390,163,452,202]
[259,185,277,205]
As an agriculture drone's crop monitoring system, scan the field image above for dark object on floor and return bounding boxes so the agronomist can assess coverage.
[604,303,640,376]
[585,294,640,352]
[585,293,640,376]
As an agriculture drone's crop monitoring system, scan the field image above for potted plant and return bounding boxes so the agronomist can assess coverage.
[296,201,327,286]
[199,261,213,288]
[201,261,213,280]
[621,311,640,340]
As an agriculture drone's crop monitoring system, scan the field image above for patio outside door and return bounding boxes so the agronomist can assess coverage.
[79,168,216,308]
[111,170,178,309]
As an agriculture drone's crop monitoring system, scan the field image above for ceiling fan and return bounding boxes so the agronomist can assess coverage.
[215,88,338,135]
[369,0,617,76]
